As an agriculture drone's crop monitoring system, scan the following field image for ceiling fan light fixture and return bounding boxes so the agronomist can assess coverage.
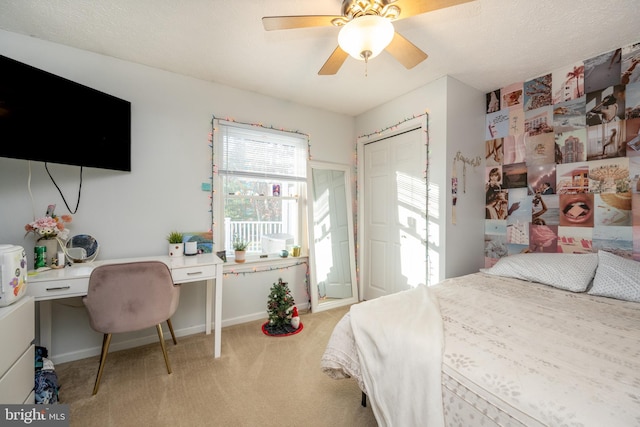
[338,15,394,61]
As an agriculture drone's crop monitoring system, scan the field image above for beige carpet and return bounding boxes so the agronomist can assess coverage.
[55,305,377,427]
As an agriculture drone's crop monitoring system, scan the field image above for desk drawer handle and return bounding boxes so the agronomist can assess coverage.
[46,286,71,291]
[186,271,203,276]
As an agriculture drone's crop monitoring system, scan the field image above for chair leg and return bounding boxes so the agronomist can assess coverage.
[93,333,112,395]
[156,324,172,374]
[167,318,177,345]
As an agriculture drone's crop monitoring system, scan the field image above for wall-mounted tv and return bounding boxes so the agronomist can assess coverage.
[0,55,131,171]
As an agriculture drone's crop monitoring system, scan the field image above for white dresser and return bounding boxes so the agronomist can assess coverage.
[0,296,35,404]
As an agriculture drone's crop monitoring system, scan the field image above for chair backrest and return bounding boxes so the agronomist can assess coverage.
[83,261,180,334]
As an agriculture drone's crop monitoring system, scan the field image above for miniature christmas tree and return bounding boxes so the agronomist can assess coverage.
[263,278,299,336]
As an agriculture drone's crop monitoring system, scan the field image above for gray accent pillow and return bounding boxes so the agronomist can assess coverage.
[588,250,640,302]
[480,252,599,292]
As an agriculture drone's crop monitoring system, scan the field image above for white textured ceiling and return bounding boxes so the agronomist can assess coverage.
[1,0,639,116]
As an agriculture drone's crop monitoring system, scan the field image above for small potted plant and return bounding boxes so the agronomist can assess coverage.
[167,231,184,257]
[232,236,250,263]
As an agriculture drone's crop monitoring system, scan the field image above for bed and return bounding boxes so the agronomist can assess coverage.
[321,250,640,426]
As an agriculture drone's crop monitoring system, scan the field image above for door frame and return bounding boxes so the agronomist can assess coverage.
[356,115,429,301]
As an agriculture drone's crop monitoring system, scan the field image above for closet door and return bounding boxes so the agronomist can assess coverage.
[362,127,426,301]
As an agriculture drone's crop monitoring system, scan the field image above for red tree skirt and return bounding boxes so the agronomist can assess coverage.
[262,321,304,337]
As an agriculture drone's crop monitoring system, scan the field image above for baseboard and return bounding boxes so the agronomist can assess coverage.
[51,302,311,364]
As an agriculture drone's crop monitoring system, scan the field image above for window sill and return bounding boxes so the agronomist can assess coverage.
[222,254,308,272]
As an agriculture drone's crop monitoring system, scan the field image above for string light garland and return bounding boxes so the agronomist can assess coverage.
[209,115,313,309]
[223,260,311,311]
[355,112,430,284]
[208,115,313,249]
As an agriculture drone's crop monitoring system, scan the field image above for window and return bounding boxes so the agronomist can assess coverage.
[213,119,308,259]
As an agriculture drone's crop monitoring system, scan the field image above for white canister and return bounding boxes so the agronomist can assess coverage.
[185,241,198,255]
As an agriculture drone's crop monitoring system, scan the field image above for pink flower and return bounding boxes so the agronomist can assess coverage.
[25,210,72,240]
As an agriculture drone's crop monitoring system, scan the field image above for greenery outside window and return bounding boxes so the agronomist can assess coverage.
[214,119,308,260]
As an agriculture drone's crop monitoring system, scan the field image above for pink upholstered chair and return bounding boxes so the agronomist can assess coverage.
[82,261,180,395]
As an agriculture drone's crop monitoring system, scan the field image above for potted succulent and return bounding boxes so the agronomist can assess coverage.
[232,236,250,263]
[167,231,184,257]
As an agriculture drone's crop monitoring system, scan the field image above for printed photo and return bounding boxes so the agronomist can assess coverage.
[586,85,625,126]
[524,106,553,136]
[592,225,633,258]
[552,62,585,103]
[621,41,640,85]
[527,163,557,195]
[525,132,555,166]
[556,163,589,194]
[624,82,640,119]
[503,162,527,189]
[486,110,509,140]
[559,193,594,227]
[506,187,530,226]
[532,194,559,226]
[509,108,525,136]
[501,82,523,109]
[486,138,503,166]
[586,121,624,160]
[553,96,586,132]
[529,223,558,253]
[487,89,501,113]
[584,48,622,94]
[555,128,587,164]
[523,74,552,111]
[502,134,526,165]
[594,193,632,226]
[588,157,630,193]
[557,226,593,254]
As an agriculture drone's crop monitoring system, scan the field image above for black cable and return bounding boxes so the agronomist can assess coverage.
[44,163,82,214]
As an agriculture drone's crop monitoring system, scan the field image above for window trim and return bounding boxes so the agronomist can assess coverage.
[212,118,310,261]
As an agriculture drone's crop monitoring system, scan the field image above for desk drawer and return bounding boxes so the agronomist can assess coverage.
[0,297,34,379]
[171,264,216,283]
[28,277,89,300]
[0,344,34,404]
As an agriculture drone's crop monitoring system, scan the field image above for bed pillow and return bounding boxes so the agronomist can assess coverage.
[480,252,599,292]
[588,250,640,302]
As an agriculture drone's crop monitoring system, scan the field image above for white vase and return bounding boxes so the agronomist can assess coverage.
[38,238,59,267]
[169,243,184,257]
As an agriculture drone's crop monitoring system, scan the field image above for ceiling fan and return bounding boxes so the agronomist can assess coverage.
[262,0,474,75]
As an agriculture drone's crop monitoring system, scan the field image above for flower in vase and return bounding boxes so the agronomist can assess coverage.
[25,210,72,241]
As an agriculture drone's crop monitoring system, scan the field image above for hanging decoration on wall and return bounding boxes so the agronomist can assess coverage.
[451,150,481,224]
[483,39,640,266]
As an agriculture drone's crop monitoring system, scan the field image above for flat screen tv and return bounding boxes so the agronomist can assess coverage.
[0,55,131,171]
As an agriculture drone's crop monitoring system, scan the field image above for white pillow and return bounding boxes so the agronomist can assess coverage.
[588,250,640,302]
[480,252,599,292]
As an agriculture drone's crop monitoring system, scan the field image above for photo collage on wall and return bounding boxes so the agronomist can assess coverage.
[484,40,640,267]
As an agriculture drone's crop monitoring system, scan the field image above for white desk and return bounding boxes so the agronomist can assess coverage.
[26,253,224,359]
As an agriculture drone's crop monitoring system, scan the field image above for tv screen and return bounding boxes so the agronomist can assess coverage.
[0,55,131,171]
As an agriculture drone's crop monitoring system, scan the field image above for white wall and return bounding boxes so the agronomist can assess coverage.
[355,76,485,284]
[0,30,354,362]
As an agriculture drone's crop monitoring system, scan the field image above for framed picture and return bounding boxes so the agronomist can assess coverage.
[216,250,227,262]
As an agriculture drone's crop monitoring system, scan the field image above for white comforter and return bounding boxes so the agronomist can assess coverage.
[324,285,444,427]
[322,273,640,427]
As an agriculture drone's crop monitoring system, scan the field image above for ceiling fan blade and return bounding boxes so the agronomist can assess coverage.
[389,0,475,20]
[318,46,349,75]
[385,32,428,69]
[262,15,342,31]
